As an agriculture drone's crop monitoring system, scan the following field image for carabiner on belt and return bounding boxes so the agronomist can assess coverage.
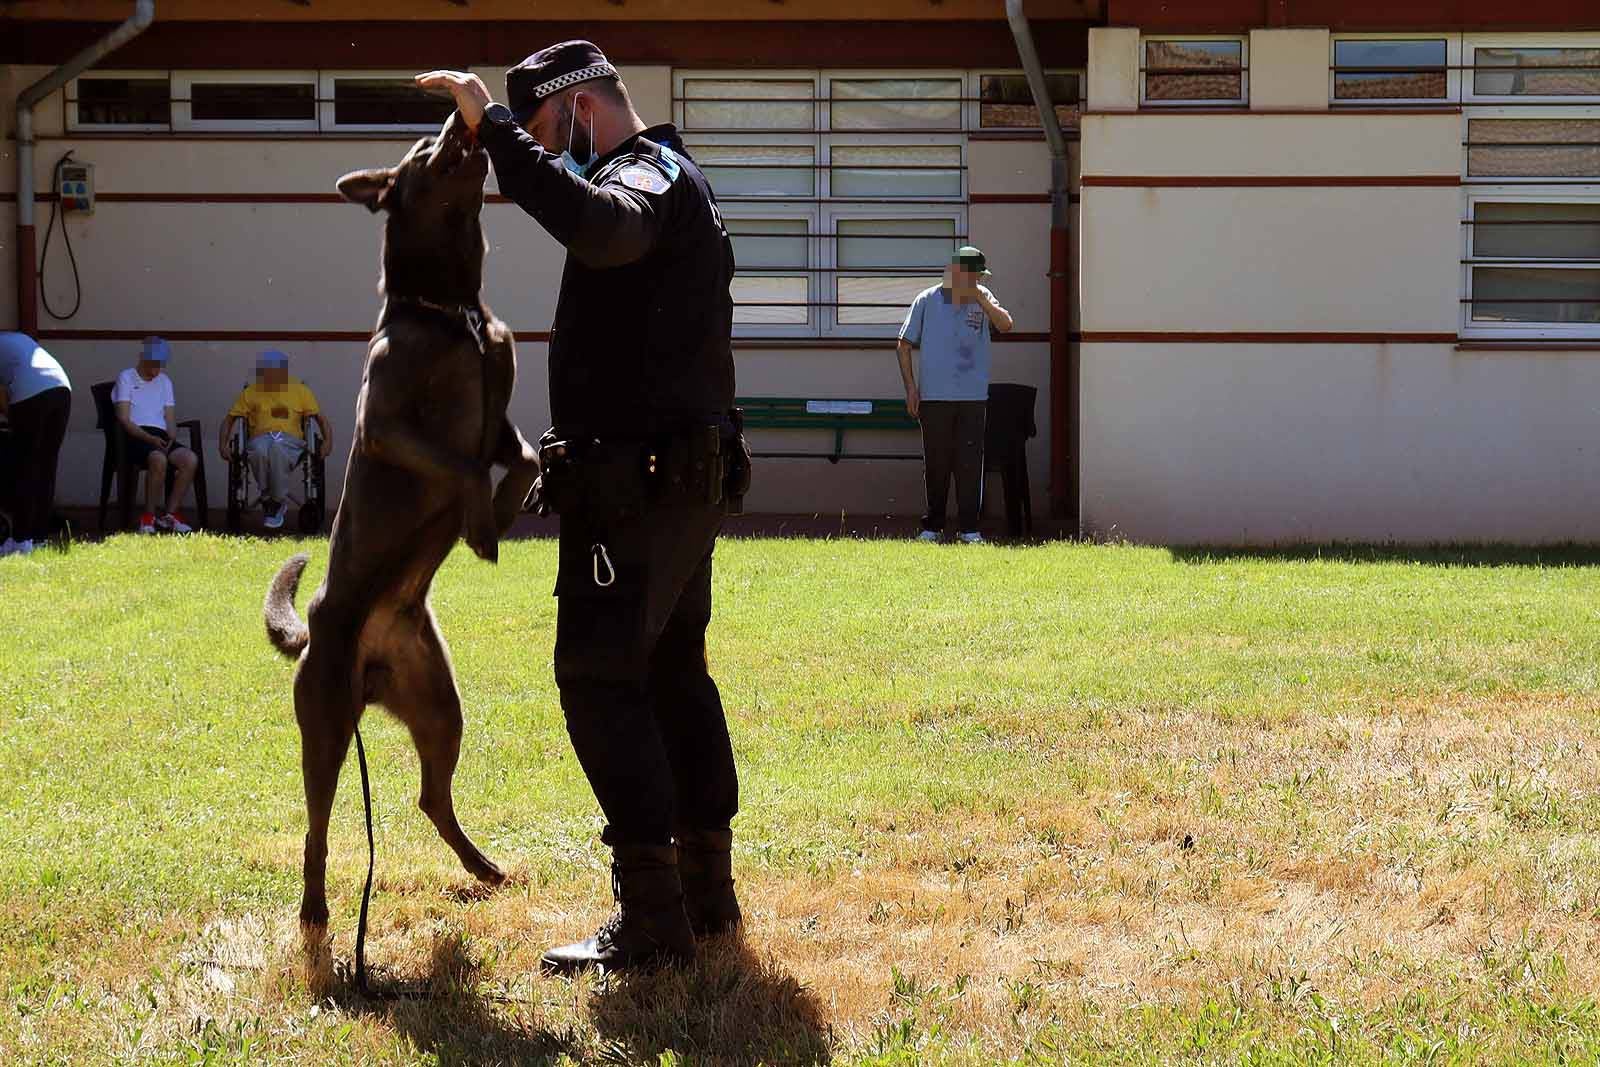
[591,543,616,588]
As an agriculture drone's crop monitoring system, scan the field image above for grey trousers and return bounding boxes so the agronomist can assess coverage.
[247,432,305,503]
[919,399,986,533]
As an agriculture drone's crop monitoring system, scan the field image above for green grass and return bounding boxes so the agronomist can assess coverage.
[2,534,1600,1064]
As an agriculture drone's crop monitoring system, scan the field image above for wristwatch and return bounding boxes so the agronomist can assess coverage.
[480,102,515,131]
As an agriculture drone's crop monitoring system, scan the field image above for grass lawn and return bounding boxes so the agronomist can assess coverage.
[3,534,1600,1065]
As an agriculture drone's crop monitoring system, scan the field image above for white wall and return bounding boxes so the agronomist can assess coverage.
[1078,27,1599,544]
[1082,342,1600,544]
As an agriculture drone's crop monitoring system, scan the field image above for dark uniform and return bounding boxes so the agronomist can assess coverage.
[475,41,746,971]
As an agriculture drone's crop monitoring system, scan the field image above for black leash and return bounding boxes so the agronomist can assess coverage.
[354,723,375,994]
[350,726,434,1002]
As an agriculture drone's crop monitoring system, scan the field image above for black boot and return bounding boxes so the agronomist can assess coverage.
[540,843,697,975]
[676,827,742,938]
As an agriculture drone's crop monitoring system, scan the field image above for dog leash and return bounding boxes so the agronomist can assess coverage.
[353,723,376,994]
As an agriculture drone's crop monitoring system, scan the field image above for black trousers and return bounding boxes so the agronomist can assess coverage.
[919,399,986,534]
[6,386,71,541]
[553,498,737,847]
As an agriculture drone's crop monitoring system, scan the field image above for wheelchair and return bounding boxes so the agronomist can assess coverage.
[225,412,328,535]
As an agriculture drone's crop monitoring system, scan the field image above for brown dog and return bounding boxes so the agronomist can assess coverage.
[264,111,538,929]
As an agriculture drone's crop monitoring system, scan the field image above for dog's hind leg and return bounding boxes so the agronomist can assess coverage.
[387,617,505,886]
[295,650,360,928]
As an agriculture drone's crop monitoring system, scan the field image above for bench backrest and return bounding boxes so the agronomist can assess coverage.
[738,396,917,432]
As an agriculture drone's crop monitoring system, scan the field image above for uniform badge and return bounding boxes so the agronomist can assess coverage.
[617,164,671,194]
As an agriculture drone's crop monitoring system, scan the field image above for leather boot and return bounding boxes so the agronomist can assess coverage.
[676,827,742,937]
[540,843,697,975]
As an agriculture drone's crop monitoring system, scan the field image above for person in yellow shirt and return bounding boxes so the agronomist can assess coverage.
[219,350,333,529]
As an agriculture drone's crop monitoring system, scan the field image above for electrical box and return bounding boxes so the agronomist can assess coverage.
[57,161,94,214]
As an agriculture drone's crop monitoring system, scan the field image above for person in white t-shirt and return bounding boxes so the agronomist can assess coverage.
[111,336,199,534]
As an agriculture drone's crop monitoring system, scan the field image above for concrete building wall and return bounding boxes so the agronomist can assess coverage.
[1078,27,1599,544]
[4,60,1060,523]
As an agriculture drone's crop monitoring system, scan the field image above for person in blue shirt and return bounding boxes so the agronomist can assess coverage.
[0,332,72,554]
[896,246,1014,543]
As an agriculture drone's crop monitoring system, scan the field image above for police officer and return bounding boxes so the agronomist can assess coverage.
[418,43,746,974]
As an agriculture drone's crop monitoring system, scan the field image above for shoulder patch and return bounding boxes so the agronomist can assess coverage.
[617,163,672,194]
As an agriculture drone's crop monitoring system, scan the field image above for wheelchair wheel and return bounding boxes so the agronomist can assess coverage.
[226,456,245,533]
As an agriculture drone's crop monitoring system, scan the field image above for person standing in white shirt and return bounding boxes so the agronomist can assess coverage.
[0,331,73,555]
[111,336,198,534]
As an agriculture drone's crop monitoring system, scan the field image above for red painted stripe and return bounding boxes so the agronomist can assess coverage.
[33,330,1046,346]
[2,192,522,205]
[1081,107,1463,117]
[35,328,553,343]
[1082,175,1461,188]
[11,190,1067,205]
[1082,331,1458,343]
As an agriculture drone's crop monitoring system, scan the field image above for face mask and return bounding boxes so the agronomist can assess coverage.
[560,94,598,178]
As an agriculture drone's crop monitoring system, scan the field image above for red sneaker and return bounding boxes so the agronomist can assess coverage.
[139,512,157,535]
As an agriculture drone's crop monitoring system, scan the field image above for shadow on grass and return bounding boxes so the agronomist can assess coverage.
[321,929,830,1066]
[1168,544,1600,569]
[588,935,832,1066]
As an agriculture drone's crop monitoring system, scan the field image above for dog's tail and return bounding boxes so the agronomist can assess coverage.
[265,554,312,658]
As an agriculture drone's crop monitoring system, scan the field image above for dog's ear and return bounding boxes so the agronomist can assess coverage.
[336,168,397,214]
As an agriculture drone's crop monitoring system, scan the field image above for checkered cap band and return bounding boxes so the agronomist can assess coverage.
[533,63,617,101]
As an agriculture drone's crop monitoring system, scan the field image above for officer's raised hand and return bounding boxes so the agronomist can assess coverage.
[415,70,492,131]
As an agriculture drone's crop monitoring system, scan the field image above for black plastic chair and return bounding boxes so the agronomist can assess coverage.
[91,381,209,533]
[984,382,1037,538]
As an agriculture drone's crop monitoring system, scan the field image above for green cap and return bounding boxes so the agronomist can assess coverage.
[952,245,991,276]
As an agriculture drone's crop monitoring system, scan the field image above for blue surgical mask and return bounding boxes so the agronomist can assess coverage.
[561,94,598,178]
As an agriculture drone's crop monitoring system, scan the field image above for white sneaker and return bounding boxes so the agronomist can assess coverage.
[155,512,194,534]
[13,540,34,556]
[916,529,941,543]
[958,531,985,544]
[262,500,286,530]
[0,538,17,557]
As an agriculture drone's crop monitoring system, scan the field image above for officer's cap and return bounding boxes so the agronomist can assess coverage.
[506,41,618,125]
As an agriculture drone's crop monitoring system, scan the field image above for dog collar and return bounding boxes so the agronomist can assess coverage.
[392,295,487,355]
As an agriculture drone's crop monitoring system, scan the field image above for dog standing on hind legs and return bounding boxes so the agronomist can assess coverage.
[263,110,538,937]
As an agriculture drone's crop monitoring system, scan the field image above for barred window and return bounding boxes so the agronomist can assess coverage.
[1331,38,1450,104]
[676,71,972,338]
[1141,38,1248,106]
[1463,36,1600,339]
[69,74,171,129]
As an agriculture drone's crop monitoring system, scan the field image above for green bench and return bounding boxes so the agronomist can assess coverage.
[737,396,921,464]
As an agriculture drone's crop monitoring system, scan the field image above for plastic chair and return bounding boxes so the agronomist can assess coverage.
[91,381,209,532]
[984,382,1037,538]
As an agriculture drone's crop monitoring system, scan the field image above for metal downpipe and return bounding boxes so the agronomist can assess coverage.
[1004,0,1076,530]
[15,0,156,333]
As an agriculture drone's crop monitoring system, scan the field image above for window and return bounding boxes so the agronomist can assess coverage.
[320,72,455,131]
[1331,37,1452,104]
[1463,36,1600,339]
[677,70,969,338]
[173,71,317,132]
[1467,199,1600,330]
[726,216,817,334]
[831,215,957,330]
[68,73,170,130]
[1470,46,1600,100]
[826,76,962,130]
[1141,38,1247,106]
[974,72,1081,130]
